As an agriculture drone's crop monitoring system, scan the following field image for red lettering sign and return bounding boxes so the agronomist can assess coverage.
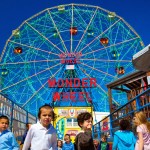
[48,78,97,88]
[52,92,92,102]
[53,92,60,101]
[59,52,82,64]
[48,79,56,87]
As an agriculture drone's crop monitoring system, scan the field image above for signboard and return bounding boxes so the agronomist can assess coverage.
[54,107,92,141]
[59,52,82,64]
[48,78,96,102]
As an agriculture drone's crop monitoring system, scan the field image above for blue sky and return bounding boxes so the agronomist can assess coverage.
[0,0,149,53]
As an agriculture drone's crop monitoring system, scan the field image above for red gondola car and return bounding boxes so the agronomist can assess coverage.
[14,47,22,54]
[100,37,109,45]
[70,27,78,35]
[115,66,125,75]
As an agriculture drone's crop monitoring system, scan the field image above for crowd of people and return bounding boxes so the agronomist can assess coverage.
[0,104,150,150]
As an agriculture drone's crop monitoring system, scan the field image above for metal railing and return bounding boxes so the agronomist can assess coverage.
[0,94,37,141]
[92,87,150,140]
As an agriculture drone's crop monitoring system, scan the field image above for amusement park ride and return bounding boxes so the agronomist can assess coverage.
[0,4,145,140]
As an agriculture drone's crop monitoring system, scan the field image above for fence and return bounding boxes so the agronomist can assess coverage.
[92,86,150,140]
[0,94,37,141]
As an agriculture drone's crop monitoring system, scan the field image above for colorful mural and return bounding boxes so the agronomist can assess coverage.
[54,107,92,141]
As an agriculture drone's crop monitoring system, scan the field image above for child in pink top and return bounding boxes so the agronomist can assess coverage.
[133,111,150,150]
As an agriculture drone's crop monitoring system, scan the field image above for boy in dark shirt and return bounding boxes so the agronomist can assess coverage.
[74,112,95,150]
[99,135,109,150]
[20,123,31,145]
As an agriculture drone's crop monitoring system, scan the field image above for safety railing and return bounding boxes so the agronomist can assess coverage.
[92,87,150,140]
[0,94,37,141]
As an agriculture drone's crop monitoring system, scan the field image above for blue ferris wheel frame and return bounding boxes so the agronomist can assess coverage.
[0,4,144,116]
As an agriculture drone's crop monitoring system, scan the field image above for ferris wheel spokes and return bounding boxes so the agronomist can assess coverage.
[80,62,116,78]
[82,37,139,57]
[74,7,98,53]
[80,58,131,63]
[0,62,61,92]
[25,21,65,54]
[9,40,60,57]
[0,4,145,113]
[47,10,69,53]
[22,66,63,108]
[78,18,121,54]
[0,59,61,66]
[79,65,119,105]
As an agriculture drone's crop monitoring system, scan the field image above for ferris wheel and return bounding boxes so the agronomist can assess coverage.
[0,4,144,115]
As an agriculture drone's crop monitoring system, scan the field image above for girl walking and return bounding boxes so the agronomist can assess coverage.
[133,111,150,150]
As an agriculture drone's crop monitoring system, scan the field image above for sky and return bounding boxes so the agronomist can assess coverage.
[0,0,149,54]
